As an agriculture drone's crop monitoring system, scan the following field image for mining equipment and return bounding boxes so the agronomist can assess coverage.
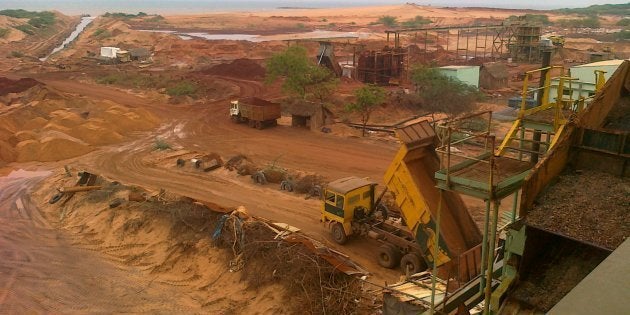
[229,97,281,129]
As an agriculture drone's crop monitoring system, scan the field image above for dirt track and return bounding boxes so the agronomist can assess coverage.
[0,171,197,313]
[19,73,402,282]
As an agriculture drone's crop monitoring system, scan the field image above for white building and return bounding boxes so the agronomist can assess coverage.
[548,59,626,103]
[100,47,120,59]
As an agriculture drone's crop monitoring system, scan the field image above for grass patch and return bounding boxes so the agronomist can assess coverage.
[401,15,432,28]
[10,51,24,58]
[0,28,8,38]
[153,138,171,151]
[92,28,111,38]
[0,9,55,29]
[96,73,200,98]
[14,24,35,35]
[166,81,198,96]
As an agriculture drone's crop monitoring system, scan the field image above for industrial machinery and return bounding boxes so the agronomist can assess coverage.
[548,35,565,47]
[229,97,281,129]
[321,121,483,278]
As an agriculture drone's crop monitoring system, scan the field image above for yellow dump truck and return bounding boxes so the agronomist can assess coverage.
[322,121,482,278]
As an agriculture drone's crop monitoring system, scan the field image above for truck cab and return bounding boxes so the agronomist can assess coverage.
[230,100,240,117]
[321,177,376,244]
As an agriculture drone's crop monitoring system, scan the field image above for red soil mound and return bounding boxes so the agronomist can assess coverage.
[0,77,42,96]
[200,58,266,80]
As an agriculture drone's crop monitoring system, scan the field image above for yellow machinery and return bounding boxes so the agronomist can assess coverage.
[548,35,565,47]
[321,121,483,280]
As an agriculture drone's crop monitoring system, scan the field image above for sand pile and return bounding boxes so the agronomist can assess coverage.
[201,58,266,80]
[0,82,160,166]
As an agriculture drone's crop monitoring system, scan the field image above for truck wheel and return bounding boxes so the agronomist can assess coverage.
[255,121,263,129]
[400,253,426,274]
[231,115,239,123]
[248,120,255,128]
[331,222,348,244]
[377,244,401,269]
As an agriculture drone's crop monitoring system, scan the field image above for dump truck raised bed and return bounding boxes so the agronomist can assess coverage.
[321,121,482,280]
[230,97,281,129]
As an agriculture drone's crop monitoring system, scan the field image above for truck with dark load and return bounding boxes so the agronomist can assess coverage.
[230,97,281,129]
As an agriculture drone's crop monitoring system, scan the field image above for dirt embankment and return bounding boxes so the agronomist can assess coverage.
[31,170,370,313]
[0,77,159,166]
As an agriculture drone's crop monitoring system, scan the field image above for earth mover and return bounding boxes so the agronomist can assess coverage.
[321,121,483,278]
[230,97,281,129]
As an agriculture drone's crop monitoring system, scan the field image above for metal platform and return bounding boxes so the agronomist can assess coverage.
[435,152,531,200]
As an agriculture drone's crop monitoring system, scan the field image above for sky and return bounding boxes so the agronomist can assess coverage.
[0,0,627,15]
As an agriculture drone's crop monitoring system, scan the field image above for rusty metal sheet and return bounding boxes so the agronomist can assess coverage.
[395,120,436,147]
[282,233,369,276]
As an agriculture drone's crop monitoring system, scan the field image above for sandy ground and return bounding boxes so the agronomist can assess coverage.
[2,3,623,313]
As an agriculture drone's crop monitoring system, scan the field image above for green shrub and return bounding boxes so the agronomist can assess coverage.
[14,24,35,35]
[92,28,111,38]
[402,15,432,28]
[26,12,55,28]
[378,15,398,27]
[153,138,171,151]
[166,81,198,96]
[0,28,8,38]
[10,51,24,58]
[296,23,306,29]
[0,9,39,18]
[615,30,630,40]
[0,10,56,29]
[410,65,484,116]
[557,15,601,28]
[617,18,630,27]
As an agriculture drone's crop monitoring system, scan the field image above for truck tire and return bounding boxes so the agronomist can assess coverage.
[280,180,293,192]
[400,253,426,274]
[252,171,267,185]
[331,222,348,244]
[377,244,401,269]
[248,120,255,128]
[255,121,263,130]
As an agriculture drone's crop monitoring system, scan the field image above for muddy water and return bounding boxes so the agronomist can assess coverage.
[139,29,369,42]
[40,16,95,61]
[0,170,189,313]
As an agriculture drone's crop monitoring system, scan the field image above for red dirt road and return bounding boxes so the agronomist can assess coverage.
[27,74,403,282]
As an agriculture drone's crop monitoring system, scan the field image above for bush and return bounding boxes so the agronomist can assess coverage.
[92,28,111,38]
[378,15,398,27]
[617,18,630,27]
[0,28,8,38]
[557,15,601,28]
[26,12,55,28]
[0,10,56,29]
[166,81,198,96]
[615,30,630,40]
[0,9,40,18]
[296,23,306,29]
[10,51,24,58]
[402,15,432,28]
[14,24,35,35]
[153,138,171,151]
[410,65,484,116]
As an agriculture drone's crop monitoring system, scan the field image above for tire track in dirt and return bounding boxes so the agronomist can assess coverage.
[0,171,199,313]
